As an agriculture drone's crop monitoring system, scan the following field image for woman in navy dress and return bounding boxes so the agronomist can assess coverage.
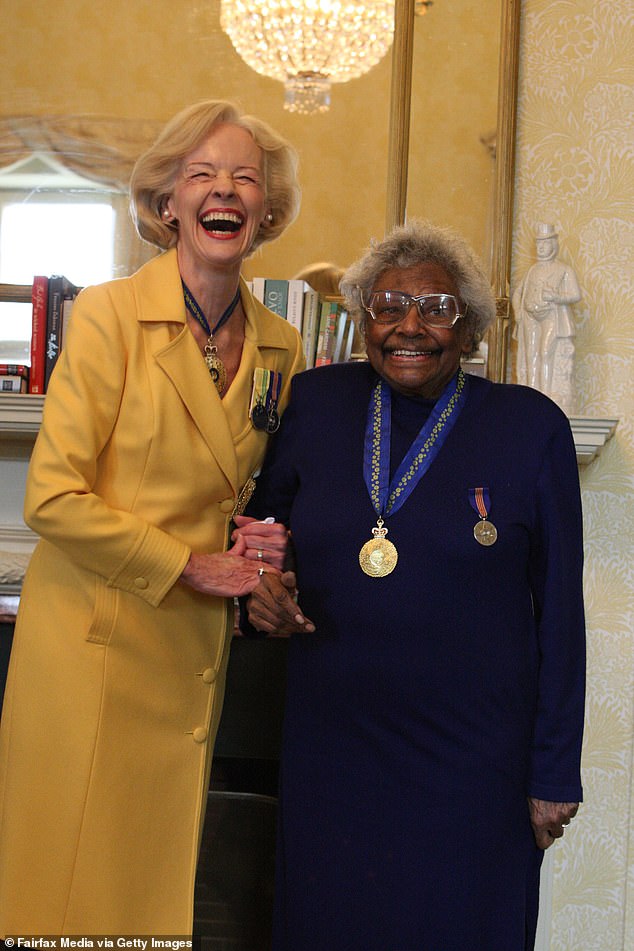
[246,220,585,951]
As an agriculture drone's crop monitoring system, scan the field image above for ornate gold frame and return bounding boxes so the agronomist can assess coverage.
[386,0,521,382]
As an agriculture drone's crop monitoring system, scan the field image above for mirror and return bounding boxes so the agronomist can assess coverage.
[1,0,519,379]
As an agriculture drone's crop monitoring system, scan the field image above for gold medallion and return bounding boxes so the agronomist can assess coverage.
[474,519,498,546]
[205,345,227,394]
[359,518,398,577]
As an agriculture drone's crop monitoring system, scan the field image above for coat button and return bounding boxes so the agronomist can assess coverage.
[192,727,208,744]
[201,668,217,684]
[134,577,149,589]
[219,499,235,513]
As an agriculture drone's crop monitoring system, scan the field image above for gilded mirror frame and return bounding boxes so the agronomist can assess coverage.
[386,0,521,383]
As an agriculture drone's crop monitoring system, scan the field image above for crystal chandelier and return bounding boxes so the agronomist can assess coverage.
[220,0,396,114]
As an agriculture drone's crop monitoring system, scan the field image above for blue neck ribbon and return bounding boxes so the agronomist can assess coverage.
[363,369,468,520]
[182,281,241,337]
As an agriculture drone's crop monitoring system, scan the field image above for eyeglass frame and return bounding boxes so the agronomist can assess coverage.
[360,289,468,329]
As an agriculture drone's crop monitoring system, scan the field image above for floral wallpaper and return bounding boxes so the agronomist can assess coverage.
[512,1,634,948]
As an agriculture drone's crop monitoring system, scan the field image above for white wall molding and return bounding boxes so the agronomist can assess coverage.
[570,416,619,465]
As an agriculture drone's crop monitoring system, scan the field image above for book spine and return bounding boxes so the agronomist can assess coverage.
[251,277,265,303]
[314,301,339,367]
[61,285,79,344]
[286,280,306,334]
[0,364,30,377]
[301,289,321,369]
[29,275,49,394]
[44,276,64,390]
[1,375,28,393]
[264,279,289,319]
[342,318,356,363]
[332,307,349,363]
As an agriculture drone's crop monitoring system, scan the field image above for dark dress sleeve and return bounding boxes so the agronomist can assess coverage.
[237,378,304,636]
[526,416,586,803]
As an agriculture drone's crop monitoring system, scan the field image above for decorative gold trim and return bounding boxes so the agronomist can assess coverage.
[385,0,415,234]
[488,0,521,382]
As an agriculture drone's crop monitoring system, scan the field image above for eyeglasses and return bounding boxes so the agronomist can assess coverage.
[362,290,467,328]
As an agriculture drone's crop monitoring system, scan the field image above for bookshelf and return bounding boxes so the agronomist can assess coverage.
[0,278,621,455]
[0,278,621,461]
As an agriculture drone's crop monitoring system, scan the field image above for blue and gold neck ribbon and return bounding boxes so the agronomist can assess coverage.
[363,369,468,519]
[182,281,241,337]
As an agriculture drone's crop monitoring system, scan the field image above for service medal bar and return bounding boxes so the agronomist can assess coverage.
[250,367,282,432]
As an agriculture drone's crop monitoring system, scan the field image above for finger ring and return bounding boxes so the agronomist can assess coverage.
[257,549,264,560]
[258,567,265,576]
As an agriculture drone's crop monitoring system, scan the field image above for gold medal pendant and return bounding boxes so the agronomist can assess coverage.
[205,342,227,394]
[359,518,398,577]
[474,519,498,546]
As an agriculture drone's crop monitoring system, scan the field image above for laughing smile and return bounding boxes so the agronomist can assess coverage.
[200,209,244,235]
[387,348,440,358]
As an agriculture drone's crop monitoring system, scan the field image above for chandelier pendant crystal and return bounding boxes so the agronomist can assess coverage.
[220,0,396,114]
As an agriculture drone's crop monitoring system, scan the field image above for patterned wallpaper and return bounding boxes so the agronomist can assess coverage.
[513,1,634,948]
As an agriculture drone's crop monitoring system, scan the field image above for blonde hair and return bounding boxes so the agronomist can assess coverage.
[130,100,300,253]
[340,219,496,351]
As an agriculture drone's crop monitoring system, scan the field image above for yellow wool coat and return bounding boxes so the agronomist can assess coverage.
[0,249,304,936]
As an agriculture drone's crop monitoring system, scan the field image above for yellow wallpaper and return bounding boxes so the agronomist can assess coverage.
[1,0,498,278]
[513,1,634,948]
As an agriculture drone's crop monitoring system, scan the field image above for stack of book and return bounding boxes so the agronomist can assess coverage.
[0,363,29,393]
[248,277,356,369]
[27,274,80,394]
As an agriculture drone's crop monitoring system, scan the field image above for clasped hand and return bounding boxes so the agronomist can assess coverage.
[231,514,288,570]
[247,570,315,636]
[180,515,289,598]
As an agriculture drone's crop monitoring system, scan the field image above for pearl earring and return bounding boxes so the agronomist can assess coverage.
[163,210,171,219]
[265,212,273,223]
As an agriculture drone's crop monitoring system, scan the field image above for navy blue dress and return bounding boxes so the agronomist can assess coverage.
[248,363,585,951]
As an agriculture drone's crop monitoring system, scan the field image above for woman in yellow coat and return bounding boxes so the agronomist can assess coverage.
[0,101,304,936]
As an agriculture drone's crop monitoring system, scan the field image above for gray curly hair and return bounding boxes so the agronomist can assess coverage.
[130,100,300,254]
[340,219,496,351]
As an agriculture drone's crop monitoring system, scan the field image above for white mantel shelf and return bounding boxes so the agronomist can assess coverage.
[0,393,45,438]
[568,416,619,465]
[0,395,619,464]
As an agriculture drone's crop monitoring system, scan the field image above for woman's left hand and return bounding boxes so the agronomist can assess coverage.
[231,514,289,571]
[528,798,579,849]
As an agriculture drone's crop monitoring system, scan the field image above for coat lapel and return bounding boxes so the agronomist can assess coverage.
[131,253,298,497]
[155,332,238,494]
[134,250,238,495]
